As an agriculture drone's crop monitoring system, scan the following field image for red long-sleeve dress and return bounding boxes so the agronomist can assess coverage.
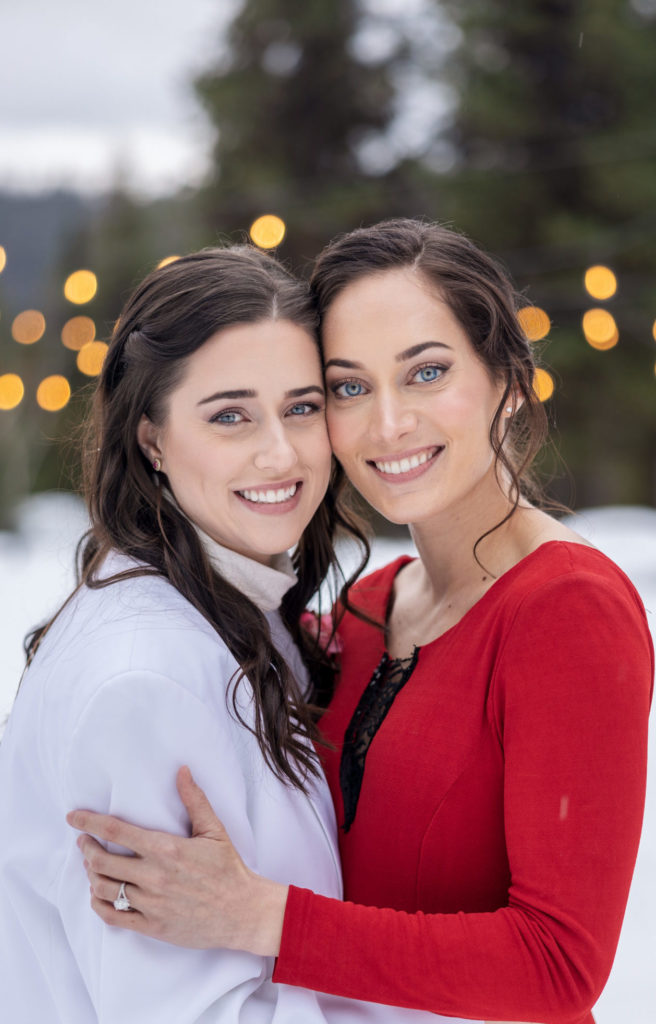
[273,542,653,1023]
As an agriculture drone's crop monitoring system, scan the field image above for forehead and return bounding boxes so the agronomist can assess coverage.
[321,268,469,352]
[180,319,321,387]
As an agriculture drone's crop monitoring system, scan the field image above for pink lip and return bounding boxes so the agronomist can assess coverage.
[367,446,443,483]
[234,481,303,516]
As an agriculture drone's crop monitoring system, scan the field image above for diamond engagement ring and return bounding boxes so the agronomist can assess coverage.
[113,882,131,912]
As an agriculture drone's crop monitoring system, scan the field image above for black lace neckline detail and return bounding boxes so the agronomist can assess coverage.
[339,647,419,832]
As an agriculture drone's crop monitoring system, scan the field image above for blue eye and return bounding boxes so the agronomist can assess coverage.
[211,410,243,424]
[334,380,365,399]
[289,403,315,416]
[413,365,443,384]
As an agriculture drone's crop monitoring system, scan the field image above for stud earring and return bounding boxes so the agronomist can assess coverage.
[152,458,162,472]
[505,407,513,414]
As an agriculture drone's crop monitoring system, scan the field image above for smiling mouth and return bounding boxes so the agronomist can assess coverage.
[369,447,443,477]
[237,482,299,504]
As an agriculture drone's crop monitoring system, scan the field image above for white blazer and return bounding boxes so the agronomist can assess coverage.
[0,551,469,1024]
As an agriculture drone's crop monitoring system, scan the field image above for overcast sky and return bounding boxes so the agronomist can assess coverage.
[0,0,454,197]
[0,0,240,196]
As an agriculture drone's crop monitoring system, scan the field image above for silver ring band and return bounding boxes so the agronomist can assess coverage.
[113,881,131,912]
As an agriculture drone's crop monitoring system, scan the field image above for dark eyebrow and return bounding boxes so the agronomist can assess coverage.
[396,341,453,362]
[323,358,364,371]
[197,389,256,405]
[197,384,324,407]
[285,385,325,398]
[324,343,452,372]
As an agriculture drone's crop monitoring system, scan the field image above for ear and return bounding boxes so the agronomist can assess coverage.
[504,387,524,417]
[137,414,163,467]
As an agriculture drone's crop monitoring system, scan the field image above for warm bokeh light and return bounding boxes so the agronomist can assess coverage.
[64,269,98,304]
[12,309,46,344]
[36,375,71,412]
[584,265,617,300]
[0,245,6,273]
[582,309,619,350]
[533,368,554,402]
[0,373,24,410]
[591,327,619,350]
[250,214,286,249]
[157,255,181,268]
[517,305,550,341]
[61,315,96,351]
[77,340,108,376]
[652,320,656,342]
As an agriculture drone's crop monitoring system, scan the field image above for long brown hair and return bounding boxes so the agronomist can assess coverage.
[27,246,368,789]
[311,218,550,557]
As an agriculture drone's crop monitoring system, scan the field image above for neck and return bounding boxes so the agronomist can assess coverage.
[160,490,297,612]
[408,483,527,603]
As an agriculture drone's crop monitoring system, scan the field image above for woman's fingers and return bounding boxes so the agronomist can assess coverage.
[76,833,146,887]
[85,864,140,910]
[67,767,230,852]
[89,894,152,934]
[68,772,287,954]
[176,766,228,839]
[66,808,163,855]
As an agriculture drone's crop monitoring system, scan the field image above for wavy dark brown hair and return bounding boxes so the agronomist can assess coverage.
[26,246,369,790]
[311,218,551,562]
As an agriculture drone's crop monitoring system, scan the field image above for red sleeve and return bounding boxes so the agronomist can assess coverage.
[273,572,653,1022]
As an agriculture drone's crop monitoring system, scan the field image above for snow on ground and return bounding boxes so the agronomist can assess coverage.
[1,494,655,1020]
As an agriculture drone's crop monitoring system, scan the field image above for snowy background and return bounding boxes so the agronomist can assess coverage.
[1,492,655,1021]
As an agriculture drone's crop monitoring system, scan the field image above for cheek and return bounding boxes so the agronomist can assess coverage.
[165,432,233,495]
[440,380,498,431]
[326,406,355,463]
[307,424,333,484]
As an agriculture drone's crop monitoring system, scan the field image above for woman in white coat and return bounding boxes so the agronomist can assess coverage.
[0,246,470,1024]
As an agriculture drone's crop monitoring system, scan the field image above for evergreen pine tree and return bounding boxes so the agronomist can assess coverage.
[435,0,656,505]
[193,0,433,264]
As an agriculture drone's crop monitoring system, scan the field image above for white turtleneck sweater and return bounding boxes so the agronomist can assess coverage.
[0,536,468,1024]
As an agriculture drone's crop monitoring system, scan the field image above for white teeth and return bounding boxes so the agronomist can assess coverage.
[373,449,437,475]
[240,484,297,504]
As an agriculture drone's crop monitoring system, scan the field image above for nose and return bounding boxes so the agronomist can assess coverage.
[253,421,299,475]
[368,390,418,446]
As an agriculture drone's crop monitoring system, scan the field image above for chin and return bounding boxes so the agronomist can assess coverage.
[362,491,426,525]
[257,525,304,554]
[373,507,411,527]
